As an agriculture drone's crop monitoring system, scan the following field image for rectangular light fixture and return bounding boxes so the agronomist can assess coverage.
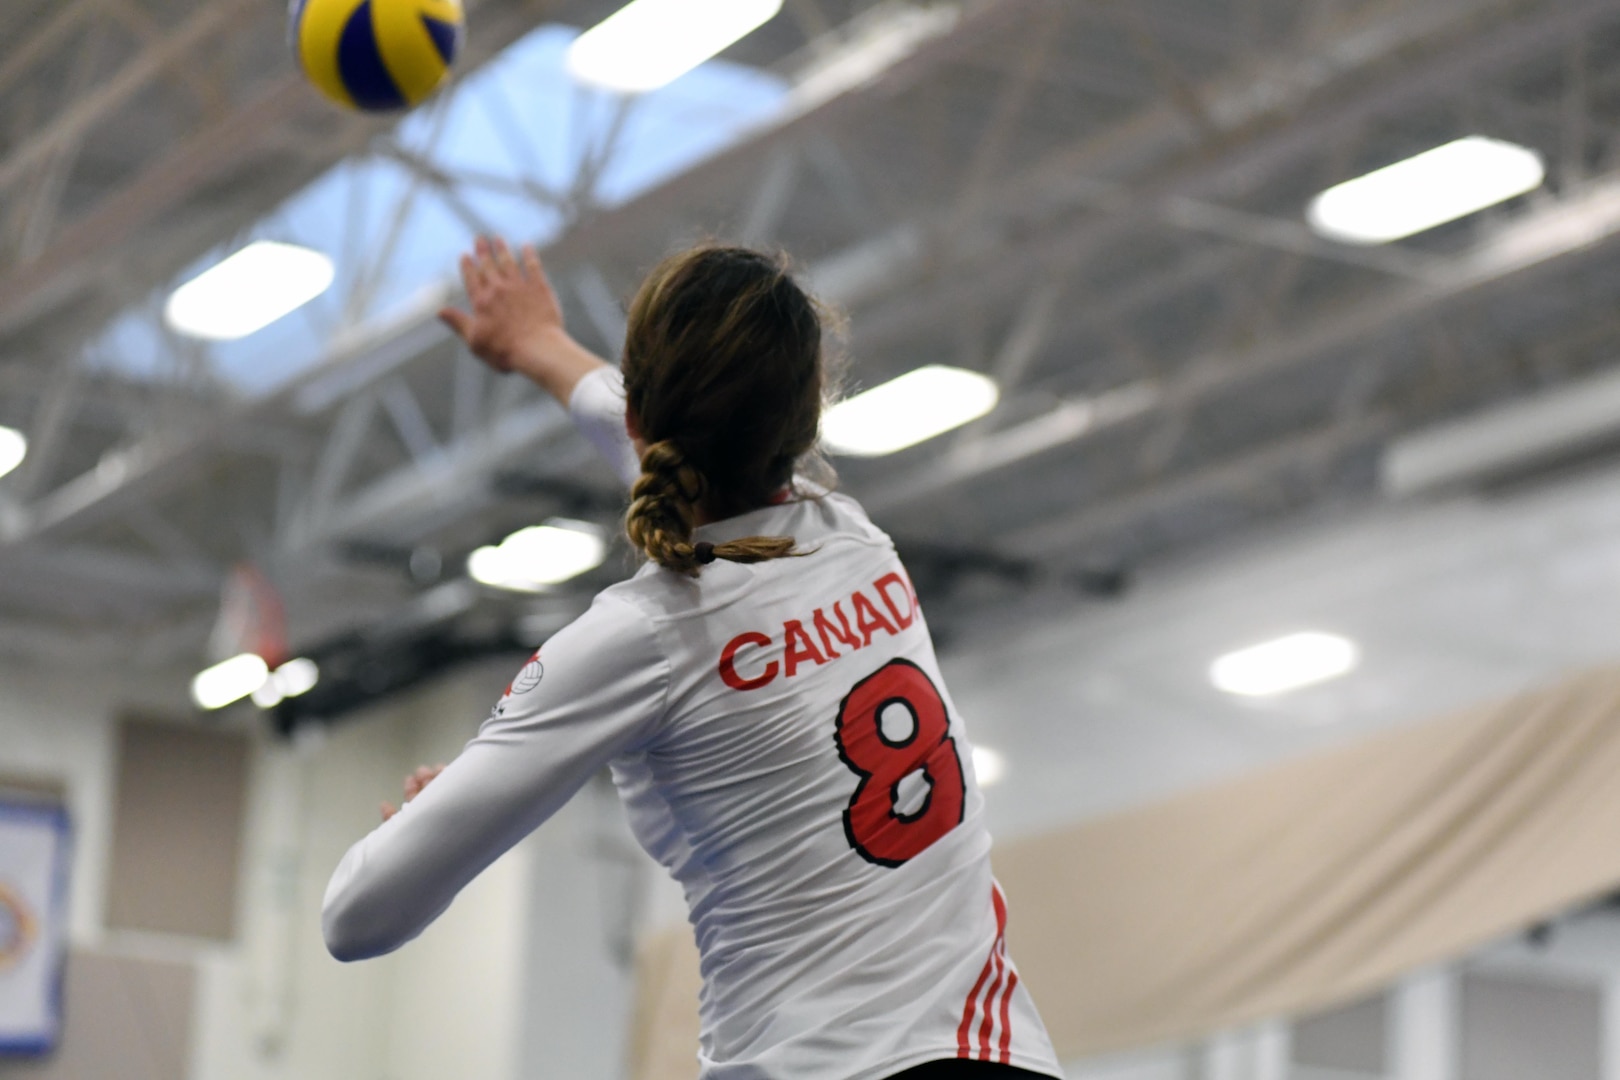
[468,520,607,592]
[0,425,25,481]
[1307,136,1545,246]
[165,241,335,341]
[1210,632,1359,698]
[822,365,1000,457]
[567,0,784,93]
[191,653,270,711]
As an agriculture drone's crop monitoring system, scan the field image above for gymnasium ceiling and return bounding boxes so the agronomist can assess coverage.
[4,0,1620,700]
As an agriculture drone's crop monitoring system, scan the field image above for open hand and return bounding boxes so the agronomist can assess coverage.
[381,763,447,822]
[439,236,565,376]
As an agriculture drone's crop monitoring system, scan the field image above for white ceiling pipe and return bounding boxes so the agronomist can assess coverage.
[1383,364,1620,497]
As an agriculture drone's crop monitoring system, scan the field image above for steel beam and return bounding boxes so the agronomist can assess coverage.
[850,0,1613,350]
[0,0,105,104]
[1005,414,1394,561]
[853,168,1620,526]
[0,0,260,199]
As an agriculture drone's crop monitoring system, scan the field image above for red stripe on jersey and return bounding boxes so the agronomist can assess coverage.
[989,884,1012,1060]
[997,963,1019,1064]
[957,954,996,1058]
[960,883,1012,1059]
[977,949,1004,1059]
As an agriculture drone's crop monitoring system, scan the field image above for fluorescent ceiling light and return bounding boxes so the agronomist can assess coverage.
[251,657,320,709]
[1210,632,1359,698]
[192,653,270,711]
[165,241,335,341]
[971,745,1006,788]
[1307,136,1545,245]
[567,0,783,93]
[0,426,25,481]
[823,365,1000,457]
[469,520,607,592]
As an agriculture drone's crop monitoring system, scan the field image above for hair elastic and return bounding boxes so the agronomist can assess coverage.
[694,542,717,565]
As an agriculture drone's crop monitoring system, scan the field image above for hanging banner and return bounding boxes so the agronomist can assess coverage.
[0,801,71,1057]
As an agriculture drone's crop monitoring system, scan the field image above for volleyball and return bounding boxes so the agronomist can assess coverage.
[289,0,464,112]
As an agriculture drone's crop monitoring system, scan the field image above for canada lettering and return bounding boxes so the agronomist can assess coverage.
[717,572,920,691]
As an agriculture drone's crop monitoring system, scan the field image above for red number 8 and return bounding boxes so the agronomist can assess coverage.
[835,659,966,867]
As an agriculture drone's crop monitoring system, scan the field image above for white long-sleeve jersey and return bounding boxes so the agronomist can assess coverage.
[323,368,1063,1080]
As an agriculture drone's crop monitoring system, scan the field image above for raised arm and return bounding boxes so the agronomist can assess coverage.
[439,237,639,485]
[438,236,609,408]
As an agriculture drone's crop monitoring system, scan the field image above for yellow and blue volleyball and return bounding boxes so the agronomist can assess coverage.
[289,0,464,112]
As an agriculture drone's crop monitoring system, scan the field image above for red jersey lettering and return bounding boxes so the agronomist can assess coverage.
[719,632,778,691]
[783,620,828,677]
[874,573,917,630]
[851,590,898,646]
[813,603,861,659]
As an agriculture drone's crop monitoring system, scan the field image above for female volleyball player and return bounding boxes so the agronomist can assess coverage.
[322,238,1064,1080]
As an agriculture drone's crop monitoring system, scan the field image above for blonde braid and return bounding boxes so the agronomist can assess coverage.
[626,441,705,575]
[626,441,801,577]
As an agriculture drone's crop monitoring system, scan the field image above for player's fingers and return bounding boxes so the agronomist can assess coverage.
[474,236,502,282]
[411,763,440,793]
[521,244,544,283]
[438,307,472,339]
[459,253,487,298]
[492,237,519,279]
[381,802,398,822]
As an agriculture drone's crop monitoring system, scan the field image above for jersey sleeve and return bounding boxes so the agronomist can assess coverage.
[321,592,668,962]
[568,366,640,487]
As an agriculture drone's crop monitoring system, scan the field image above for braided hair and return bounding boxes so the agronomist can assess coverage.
[620,246,832,577]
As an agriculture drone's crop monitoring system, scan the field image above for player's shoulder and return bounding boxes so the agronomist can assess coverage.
[530,584,667,669]
[578,579,665,634]
[804,488,890,544]
[486,587,667,722]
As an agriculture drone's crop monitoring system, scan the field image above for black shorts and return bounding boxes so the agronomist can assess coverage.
[885,1062,1050,1080]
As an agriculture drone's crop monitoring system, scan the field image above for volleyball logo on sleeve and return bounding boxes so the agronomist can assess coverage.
[490,652,544,720]
[510,656,545,695]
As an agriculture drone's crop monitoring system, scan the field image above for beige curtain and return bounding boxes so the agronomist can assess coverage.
[630,666,1620,1076]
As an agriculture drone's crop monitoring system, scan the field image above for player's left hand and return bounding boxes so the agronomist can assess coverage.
[381,763,447,822]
